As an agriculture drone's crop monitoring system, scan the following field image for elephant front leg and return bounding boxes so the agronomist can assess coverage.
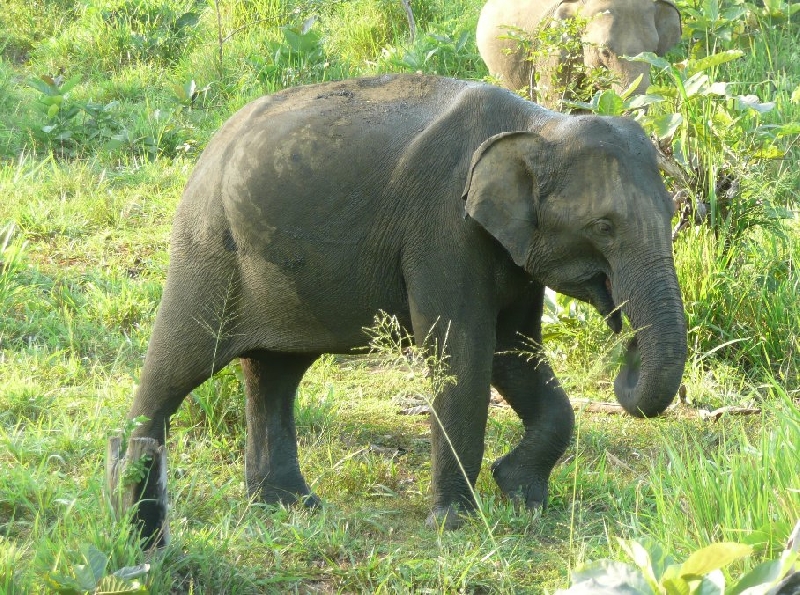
[410,317,495,528]
[242,351,320,507]
[491,349,574,510]
[427,367,493,529]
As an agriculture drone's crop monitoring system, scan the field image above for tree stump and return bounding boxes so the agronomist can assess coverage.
[106,435,170,548]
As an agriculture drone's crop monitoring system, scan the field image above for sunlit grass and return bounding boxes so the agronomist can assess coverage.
[1,0,798,592]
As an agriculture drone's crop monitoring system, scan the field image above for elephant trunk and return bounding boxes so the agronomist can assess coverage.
[614,63,651,96]
[613,256,687,417]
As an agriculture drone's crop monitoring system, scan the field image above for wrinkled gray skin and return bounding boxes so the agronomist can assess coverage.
[476,0,681,106]
[127,74,687,541]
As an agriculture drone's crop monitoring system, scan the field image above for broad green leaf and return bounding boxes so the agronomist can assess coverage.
[104,138,125,151]
[680,543,752,579]
[706,82,729,96]
[96,575,149,594]
[560,560,653,593]
[691,569,725,595]
[84,545,109,583]
[645,85,678,98]
[113,564,150,581]
[43,571,83,594]
[704,0,720,21]
[47,104,60,118]
[73,563,99,590]
[649,113,682,140]
[618,539,653,571]
[684,72,710,98]
[58,74,82,94]
[626,51,671,70]
[28,77,57,95]
[175,11,200,29]
[734,96,775,113]
[663,577,691,595]
[597,90,624,115]
[728,550,798,595]
[773,122,800,138]
[618,539,661,591]
[626,94,666,110]
[687,50,745,76]
[662,565,691,595]
[642,539,675,582]
[620,73,645,100]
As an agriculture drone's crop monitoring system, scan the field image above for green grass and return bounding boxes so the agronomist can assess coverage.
[1,0,799,592]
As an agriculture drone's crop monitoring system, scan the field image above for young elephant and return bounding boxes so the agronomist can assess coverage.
[124,74,687,543]
[476,0,682,107]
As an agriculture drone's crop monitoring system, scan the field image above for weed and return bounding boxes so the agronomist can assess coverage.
[378,29,481,76]
[43,544,149,594]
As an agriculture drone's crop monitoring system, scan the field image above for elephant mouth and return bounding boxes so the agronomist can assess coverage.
[590,273,623,333]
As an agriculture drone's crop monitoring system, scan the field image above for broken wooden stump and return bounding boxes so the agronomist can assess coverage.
[106,435,169,548]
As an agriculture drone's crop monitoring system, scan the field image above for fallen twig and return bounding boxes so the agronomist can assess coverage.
[570,399,762,420]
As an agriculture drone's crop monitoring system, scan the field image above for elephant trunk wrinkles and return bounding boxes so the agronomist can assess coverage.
[613,257,687,417]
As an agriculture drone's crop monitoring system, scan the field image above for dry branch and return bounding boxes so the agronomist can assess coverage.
[400,0,416,43]
[570,399,762,420]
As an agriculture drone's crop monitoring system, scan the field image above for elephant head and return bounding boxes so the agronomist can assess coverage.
[554,0,682,95]
[476,0,682,106]
[462,118,687,416]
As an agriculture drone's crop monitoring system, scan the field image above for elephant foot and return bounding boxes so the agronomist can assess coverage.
[425,504,469,530]
[248,475,320,509]
[491,454,549,510]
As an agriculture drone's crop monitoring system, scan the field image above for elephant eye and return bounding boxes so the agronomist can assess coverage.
[600,47,613,60]
[592,219,614,236]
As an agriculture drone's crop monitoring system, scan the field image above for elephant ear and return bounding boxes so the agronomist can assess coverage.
[553,0,581,21]
[462,131,545,269]
[655,0,682,56]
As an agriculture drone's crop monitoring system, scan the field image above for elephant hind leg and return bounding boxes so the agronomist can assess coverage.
[242,351,319,507]
[127,265,247,444]
[123,270,246,545]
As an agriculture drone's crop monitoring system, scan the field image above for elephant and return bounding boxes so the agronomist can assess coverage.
[123,73,687,544]
[476,0,682,107]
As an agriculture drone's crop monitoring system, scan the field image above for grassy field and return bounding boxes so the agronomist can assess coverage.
[1,0,799,592]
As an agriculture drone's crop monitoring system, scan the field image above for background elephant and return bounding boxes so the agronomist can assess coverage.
[476,0,682,107]
[124,74,687,543]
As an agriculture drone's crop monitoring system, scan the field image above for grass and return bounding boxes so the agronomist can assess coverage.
[1,0,799,592]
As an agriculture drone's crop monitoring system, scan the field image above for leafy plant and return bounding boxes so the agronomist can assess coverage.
[557,535,799,594]
[43,545,149,594]
[90,0,202,66]
[378,29,479,76]
[637,51,794,240]
[497,15,613,106]
[569,50,796,241]
[753,0,800,22]
[171,78,210,109]
[26,74,127,157]
[250,17,330,88]
[681,0,753,52]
